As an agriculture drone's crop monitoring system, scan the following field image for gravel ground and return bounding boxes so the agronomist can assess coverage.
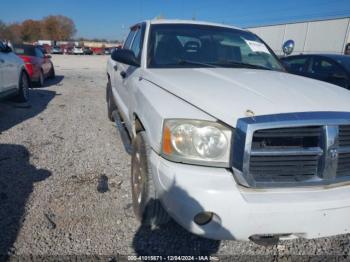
[0,54,349,260]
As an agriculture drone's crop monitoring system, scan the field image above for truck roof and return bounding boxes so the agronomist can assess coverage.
[143,19,243,31]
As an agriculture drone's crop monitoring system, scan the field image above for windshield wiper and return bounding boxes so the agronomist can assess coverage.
[215,60,272,70]
[177,59,217,68]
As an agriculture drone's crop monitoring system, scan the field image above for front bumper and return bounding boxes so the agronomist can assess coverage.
[149,150,350,241]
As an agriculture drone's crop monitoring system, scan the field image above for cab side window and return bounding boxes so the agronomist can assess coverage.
[130,27,142,60]
[123,30,136,50]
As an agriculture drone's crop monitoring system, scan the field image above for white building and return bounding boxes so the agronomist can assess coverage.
[247,17,350,55]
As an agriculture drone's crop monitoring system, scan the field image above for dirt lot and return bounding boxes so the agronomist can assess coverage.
[0,54,349,260]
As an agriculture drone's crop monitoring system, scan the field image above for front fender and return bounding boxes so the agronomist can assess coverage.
[130,79,215,153]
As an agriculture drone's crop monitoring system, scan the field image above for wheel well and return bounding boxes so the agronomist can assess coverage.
[134,114,145,135]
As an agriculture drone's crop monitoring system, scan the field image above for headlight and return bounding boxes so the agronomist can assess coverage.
[161,119,232,167]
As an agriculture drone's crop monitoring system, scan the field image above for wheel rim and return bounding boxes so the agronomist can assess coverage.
[132,152,144,205]
[22,74,29,100]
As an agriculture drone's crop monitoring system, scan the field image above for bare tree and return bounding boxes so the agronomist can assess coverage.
[21,19,42,42]
[1,15,76,43]
[42,15,76,41]
[0,20,21,43]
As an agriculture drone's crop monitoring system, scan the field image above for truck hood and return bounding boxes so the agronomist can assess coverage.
[145,68,350,127]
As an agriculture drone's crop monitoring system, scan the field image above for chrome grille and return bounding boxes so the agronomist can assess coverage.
[232,112,350,188]
[250,155,320,182]
[339,125,350,147]
[249,127,323,183]
[337,153,350,177]
[337,125,350,177]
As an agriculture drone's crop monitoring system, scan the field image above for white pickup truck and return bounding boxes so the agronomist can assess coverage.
[106,20,350,242]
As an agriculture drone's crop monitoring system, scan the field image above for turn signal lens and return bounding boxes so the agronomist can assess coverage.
[162,126,172,154]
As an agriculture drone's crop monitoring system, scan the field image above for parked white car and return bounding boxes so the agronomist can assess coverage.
[0,41,30,102]
[72,46,84,55]
[106,20,350,242]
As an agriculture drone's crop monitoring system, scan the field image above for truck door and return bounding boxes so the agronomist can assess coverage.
[113,24,144,132]
[111,28,136,125]
[120,25,144,123]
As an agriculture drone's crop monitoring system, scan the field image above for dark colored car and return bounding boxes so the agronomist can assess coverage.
[83,47,93,55]
[281,54,350,89]
[13,44,55,87]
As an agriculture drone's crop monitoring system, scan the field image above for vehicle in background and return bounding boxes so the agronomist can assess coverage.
[91,47,103,55]
[83,47,93,55]
[107,20,350,243]
[72,46,84,55]
[104,48,111,55]
[65,46,74,55]
[52,46,63,54]
[0,41,30,102]
[281,54,350,89]
[13,44,55,87]
[39,44,51,54]
[345,43,350,55]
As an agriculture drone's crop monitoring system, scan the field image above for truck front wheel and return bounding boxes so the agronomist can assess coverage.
[131,131,170,226]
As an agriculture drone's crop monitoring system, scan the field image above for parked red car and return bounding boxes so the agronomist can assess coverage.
[13,44,55,86]
[91,47,103,55]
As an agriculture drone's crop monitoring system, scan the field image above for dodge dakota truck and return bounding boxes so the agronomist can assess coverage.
[106,20,350,242]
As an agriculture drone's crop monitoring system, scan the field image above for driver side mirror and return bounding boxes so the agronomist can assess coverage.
[111,49,139,67]
[282,40,295,56]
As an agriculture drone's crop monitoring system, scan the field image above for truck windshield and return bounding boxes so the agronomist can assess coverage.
[147,24,284,71]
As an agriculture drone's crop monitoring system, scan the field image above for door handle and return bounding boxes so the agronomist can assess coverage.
[120,71,126,78]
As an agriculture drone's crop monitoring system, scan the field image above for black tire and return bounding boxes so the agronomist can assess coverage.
[131,131,170,226]
[36,70,44,87]
[106,80,116,122]
[48,65,55,79]
[15,71,30,102]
